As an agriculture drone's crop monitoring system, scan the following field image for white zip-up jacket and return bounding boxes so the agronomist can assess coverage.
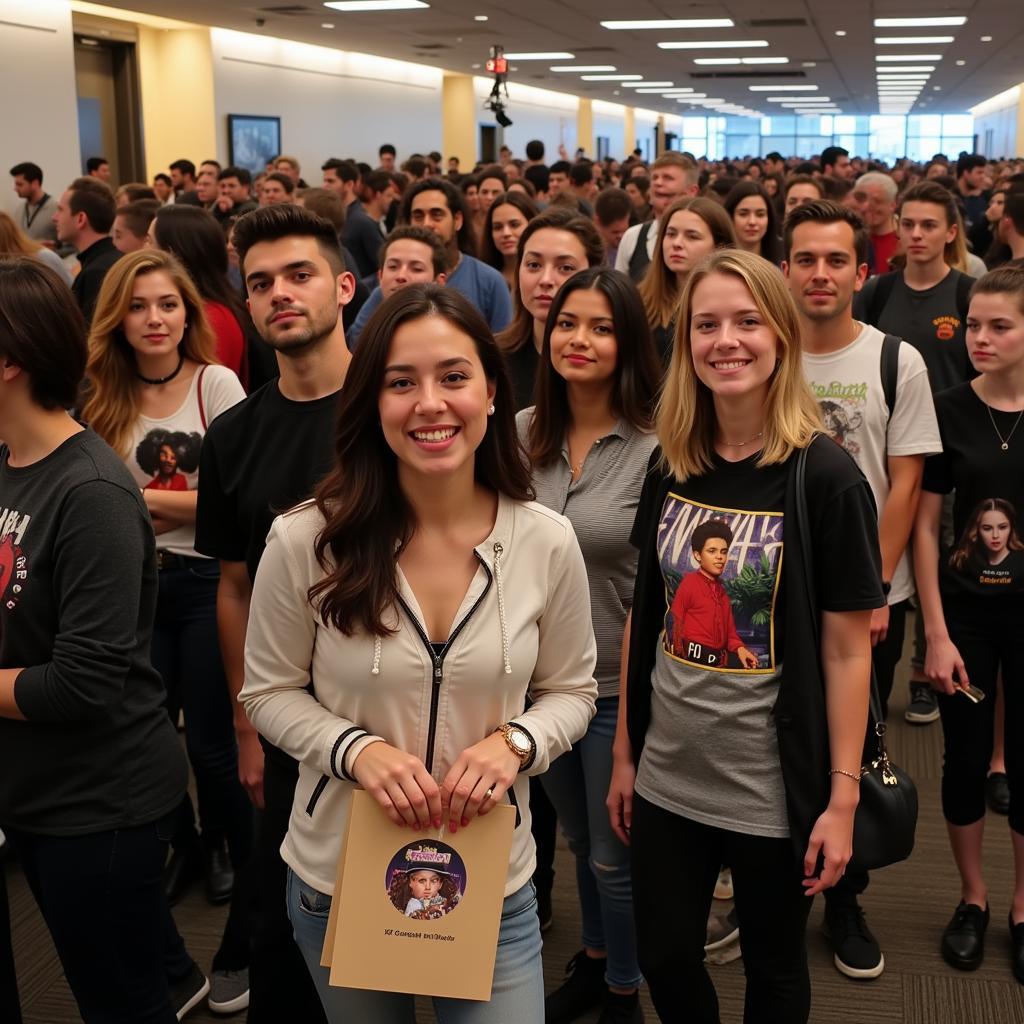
[242,491,598,897]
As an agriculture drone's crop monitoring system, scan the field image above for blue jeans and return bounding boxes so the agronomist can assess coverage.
[287,869,543,1022]
[541,695,642,988]
[151,558,251,862]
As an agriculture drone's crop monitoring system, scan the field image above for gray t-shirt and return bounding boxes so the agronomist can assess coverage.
[635,460,789,837]
[19,194,59,246]
[517,411,657,697]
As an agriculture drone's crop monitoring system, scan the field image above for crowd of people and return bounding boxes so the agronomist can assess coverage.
[2,135,1024,1024]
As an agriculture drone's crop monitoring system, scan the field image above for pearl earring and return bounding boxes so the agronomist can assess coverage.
[487,403,495,415]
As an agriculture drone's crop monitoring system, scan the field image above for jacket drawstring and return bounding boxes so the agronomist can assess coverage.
[493,542,511,674]
[371,635,381,675]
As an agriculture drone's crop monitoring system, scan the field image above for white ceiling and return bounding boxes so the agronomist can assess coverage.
[90,0,1024,118]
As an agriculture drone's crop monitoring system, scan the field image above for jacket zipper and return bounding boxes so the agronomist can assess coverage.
[396,552,494,774]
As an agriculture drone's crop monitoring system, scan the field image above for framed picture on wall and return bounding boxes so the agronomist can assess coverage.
[228,115,281,176]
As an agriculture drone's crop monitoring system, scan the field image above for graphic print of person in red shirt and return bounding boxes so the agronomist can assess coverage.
[668,518,759,670]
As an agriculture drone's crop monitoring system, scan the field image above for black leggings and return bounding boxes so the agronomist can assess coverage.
[631,794,812,1024]
[939,598,1024,834]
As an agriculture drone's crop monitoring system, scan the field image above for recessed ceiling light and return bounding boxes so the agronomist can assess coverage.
[749,84,817,91]
[623,81,674,88]
[502,52,574,60]
[694,58,742,65]
[980,35,993,42]
[321,21,334,27]
[600,19,734,29]
[580,74,642,81]
[323,0,428,9]
[877,74,930,79]
[835,30,847,36]
[876,53,943,61]
[471,63,481,69]
[875,36,955,44]
[933,85,941,90]
[743,57,789,64]
[956,59,966,65]
[874,17,966,27]
[658,39,768,49]
[474,14,487,20]
[766,96,831,102]
[675,94,707,100]
[550,65,616,72]
[634,87,678,93]
[877,65,935,72]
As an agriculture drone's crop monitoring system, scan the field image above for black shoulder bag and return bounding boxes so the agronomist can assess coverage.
[794,445,918,872]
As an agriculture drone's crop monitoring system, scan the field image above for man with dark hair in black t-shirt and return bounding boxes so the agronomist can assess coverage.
[196,204,355,1022]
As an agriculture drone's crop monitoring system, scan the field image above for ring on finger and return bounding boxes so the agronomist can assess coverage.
[485,786,495,799]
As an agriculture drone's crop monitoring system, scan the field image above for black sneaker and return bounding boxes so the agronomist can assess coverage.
[941,901,988,971]
[824,903,885,979]
[905,684,940,724]
[170,963,210,1021]
[545,950,606,1024]
[598,989,644,1023]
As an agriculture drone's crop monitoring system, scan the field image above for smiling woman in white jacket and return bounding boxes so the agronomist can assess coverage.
[241,284,597,1023]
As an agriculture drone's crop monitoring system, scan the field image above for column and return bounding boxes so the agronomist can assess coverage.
[624,106,636,156]
[656,114,667,157]
[442,72,477,170]
[576,97,594,158]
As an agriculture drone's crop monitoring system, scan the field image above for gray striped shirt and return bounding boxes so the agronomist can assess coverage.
[517,409,658,697]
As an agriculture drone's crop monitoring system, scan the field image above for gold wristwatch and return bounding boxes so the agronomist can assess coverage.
[499,723,534,768]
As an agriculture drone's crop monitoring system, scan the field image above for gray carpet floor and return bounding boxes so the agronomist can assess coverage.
[9,618,1024,1023]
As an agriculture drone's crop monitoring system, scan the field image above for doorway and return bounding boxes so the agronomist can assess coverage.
[480,125,497,165]
[74,35,145,185]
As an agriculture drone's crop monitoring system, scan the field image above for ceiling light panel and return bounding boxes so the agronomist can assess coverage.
[874,17,966,27]
[874,36,954,44]
[877,65,936,72]
[876,53,943,61]
[658,40,769,49]
[550,65,616,72]
[749,84,817,91]
[501,52,574,59]
[601,19,734,30]
[580,74,641,80]
[623,81,675,87]
[323,0,427,8]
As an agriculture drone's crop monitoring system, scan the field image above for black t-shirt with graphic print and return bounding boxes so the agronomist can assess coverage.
[923,382,1024,599]
[854,269,975,395]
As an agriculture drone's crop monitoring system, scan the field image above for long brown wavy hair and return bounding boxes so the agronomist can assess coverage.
[308,284,534,636]
[81,249,217,456]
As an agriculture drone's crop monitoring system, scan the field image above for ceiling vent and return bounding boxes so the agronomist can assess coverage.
[258,6,313,15]
[746,18,809,28]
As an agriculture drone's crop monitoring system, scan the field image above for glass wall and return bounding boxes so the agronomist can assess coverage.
[666,113,974,161]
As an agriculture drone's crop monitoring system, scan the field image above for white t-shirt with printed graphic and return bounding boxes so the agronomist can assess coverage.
[802,321,941,604]
[126,364,246,559]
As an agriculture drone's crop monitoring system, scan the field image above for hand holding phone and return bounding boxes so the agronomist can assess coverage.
[957,684,986,704]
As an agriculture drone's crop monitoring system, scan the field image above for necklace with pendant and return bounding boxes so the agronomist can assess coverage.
[985,403,1024,452]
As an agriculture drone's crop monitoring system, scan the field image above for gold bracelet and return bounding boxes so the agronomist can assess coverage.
[830,768,862,782]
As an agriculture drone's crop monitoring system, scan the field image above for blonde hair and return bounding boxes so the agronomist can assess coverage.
[657,248,821,480]
[946,205,970,273]
[0,211,41,256]
[638,197,735,329]
[81,249,218,456]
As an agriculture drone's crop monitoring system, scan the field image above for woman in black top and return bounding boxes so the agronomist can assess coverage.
[914,266,1024,980]
[724,180,783,266]
[608,249,883,1022]
[0,258,205,1023]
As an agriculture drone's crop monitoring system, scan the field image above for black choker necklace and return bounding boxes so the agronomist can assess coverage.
[136,354,184,386]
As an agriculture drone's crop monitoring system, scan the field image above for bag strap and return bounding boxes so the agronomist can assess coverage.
[864,271,897,328]
[794,444,887,742]
[197,364,208,430]
[879,333,901,427]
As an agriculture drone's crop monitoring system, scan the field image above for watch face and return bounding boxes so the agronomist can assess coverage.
[509,728,530,754]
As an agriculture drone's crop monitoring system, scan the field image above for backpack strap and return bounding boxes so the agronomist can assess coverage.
[864,271,898,328]
[628,221,654,282]
[879,333,901,426]
[197,364,208,431]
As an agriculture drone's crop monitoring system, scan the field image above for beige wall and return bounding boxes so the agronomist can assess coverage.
[137,26,216,180]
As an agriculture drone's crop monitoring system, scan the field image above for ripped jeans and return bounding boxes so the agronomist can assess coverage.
[541,696,642,989]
